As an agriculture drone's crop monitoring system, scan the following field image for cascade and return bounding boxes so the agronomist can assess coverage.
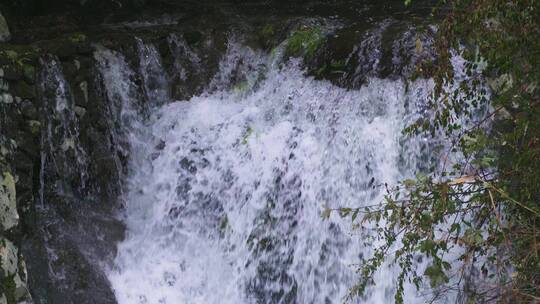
[0,2,499,304]
[103,38,445,303]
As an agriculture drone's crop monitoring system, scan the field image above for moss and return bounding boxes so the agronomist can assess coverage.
[69,33,87,44]
[233,81,249,94]
[330,59,346,70]
[256,24,279,49]
[22,64,35,83]
[258,24,275,44]
[286,27,325,58]
[0,47,38,69]
[1,51,17,63]
[0,274,16,304]
[315,59,347,79]
[27,121,41,135]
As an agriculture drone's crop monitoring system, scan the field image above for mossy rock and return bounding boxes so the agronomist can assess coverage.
[260,24,275,39]
[286,27,325,58]
[38,34,92,60]
[68,33,87,44]
[22,64,35,84]
[26,121,41,135]
[257,24,277,49]
[0,47,39,68]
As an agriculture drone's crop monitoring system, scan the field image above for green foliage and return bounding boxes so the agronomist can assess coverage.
[331,0,540,302]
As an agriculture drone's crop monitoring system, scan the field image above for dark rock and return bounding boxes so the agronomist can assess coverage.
[20,99,38,120]
[184,31,203,45]
[11,80,36,99]
[0,11,10,42]
[2,65,23,81]
[23,64,36,84]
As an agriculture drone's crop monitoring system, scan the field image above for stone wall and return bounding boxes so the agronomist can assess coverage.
[0,24,34,303]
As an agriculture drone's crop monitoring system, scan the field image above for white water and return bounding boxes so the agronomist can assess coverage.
[100,39,446,303]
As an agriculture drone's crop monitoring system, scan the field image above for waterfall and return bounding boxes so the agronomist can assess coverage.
[100,35,452,303]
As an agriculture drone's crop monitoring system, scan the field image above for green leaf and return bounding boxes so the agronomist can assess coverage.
[352,209,359,222]
[339,208,352,217]
[424,264,449,288]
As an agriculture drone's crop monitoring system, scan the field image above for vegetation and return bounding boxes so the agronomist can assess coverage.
[328,0,540,302]
[286,27,325,58]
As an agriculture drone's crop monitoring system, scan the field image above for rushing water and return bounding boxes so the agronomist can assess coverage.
[95,33,452,303]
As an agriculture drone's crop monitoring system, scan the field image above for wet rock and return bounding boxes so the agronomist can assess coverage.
[184,31,203,45]
[78,81,89,105]
[74,106,86,118]
[0,12,10,42]
[0,93,13,104]
[0,79,8,92]
[0,171,18,232]
[0,238,18,276]
[12,81,35,99]
[2,66,23,81]
[22,65,35,84]
[26,121,41,135]
[19,100,38,120]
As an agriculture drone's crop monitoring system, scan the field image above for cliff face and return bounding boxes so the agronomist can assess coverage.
[0,1,436,302]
